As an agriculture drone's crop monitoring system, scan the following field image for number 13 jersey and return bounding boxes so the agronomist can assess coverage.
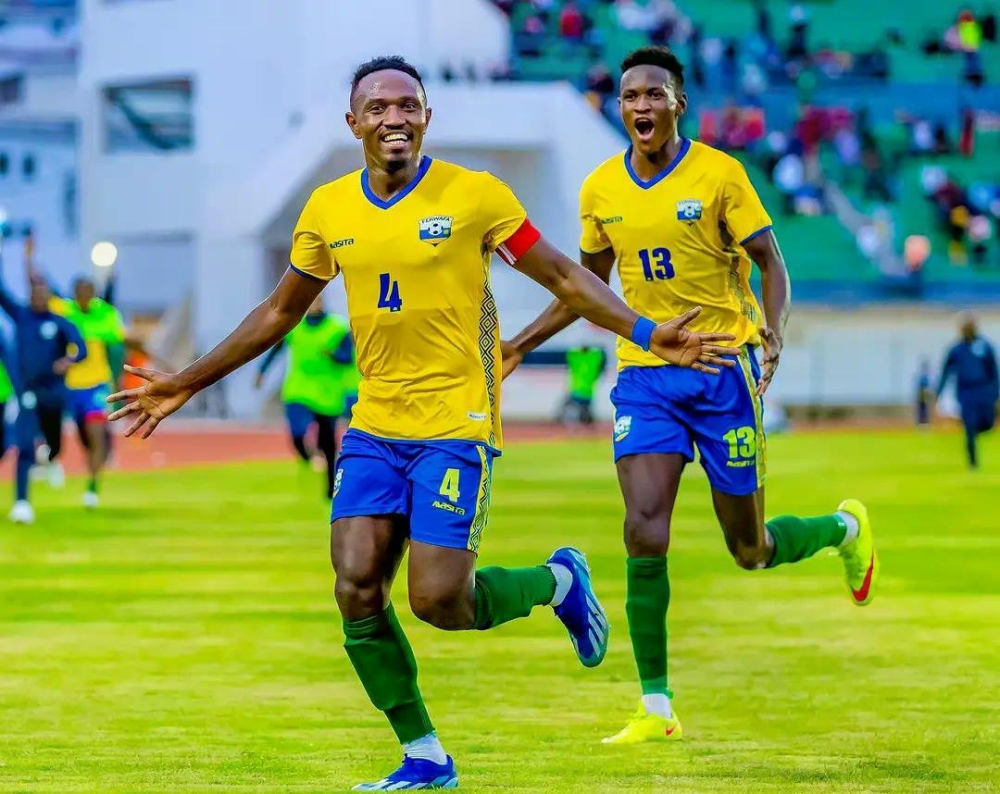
[580,138,772,371]
[289,156,540,450]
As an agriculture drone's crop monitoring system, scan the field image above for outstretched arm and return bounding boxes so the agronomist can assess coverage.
[511,236,739,373]
[109,267,326,437]
[502,247,615,376]
[937,347,957,399]
[744,230,790,396]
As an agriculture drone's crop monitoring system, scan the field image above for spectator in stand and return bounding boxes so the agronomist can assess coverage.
[519,13,546,57]
[754,0,772,40]
[787,2,809,60]
[559,1,585,42]
[933,123,954,155]
[910,119,935,155]
[774,140,805,216]
[615,0,657,32]
[968,214,992,267]
[585,63,615,111]
[833,124,861,185]
[861,131,893,202]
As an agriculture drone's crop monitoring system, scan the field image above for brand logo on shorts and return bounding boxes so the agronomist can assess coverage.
[614,415,632,442]
[333,468,343,496]
[432,499,466,516]
[676,199,702,223]
[418,215,453,245]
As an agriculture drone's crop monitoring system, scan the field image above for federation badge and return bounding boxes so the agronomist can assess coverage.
[676,199,703,223]
[418,215,453,245]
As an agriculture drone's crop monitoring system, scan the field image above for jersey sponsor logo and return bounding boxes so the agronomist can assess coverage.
[600,215,623,225]
[432,499,467,516]
[614,415,632,442]
[20,391,37,410]
[972,340,988,357]
[40,321,58,340]
[418,215,453,245]
[676,199,703,223]
[467,411,487,421]
[329,238,354,250]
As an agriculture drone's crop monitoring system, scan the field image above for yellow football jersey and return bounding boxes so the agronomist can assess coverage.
[290,157,536,450]
[580,138,772,370]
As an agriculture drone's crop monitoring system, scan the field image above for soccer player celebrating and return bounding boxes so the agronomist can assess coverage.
[255,295,354,499]
[46,276,127,508]
[502,46,879,744]
[107,56,739,790]
[936,313,998,469]
[0,257,87,524]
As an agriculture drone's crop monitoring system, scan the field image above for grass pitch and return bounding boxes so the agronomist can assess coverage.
[2,430,999,792]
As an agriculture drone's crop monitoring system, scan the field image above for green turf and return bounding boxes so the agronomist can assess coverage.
[2,430,999,792]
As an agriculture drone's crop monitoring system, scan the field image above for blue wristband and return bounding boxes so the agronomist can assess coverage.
[630,316,656,351]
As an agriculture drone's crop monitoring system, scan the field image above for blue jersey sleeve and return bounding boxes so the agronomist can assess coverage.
[58,315,88,362]
[937,345,958,398]
[331,334,354,365]
[0,256,25,320]
[986,343,999,398]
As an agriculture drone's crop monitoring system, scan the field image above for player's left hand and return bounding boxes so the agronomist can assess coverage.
[500,340,524,380]
[106,365,194,439]
[757,326,783,396]
[649,307,740,374]
[52,357,73,375]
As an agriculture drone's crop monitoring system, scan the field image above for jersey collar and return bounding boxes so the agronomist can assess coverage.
[361,156,433,210]
[623,138,691,190]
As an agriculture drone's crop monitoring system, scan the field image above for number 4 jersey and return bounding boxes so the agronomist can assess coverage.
[288,157,540,451]
[580,138,772,371]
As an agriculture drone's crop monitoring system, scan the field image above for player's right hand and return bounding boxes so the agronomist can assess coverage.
[500,340,524,380]
[649,307,741,374]
[106,365,194,439]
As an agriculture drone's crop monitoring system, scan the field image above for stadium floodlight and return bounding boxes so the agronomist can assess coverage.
[91,241,118,268]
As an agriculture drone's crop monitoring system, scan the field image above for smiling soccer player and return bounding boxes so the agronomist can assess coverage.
[107,54,742,790]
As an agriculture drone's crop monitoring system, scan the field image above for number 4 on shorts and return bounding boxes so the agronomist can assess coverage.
[439,468,461,503]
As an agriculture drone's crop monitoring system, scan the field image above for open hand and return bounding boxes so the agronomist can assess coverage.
[757,326,783,396]
[649,307,740,373]
[500,340,524,380]
[106,365,194,439]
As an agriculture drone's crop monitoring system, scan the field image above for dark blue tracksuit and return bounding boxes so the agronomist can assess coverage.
[937,336,999,468]
[0,282,86,501]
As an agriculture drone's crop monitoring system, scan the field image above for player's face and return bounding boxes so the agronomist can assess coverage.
[347,70,432,173]
[30,281,50,313]
[74,280,95,311]
[619,65,686,156]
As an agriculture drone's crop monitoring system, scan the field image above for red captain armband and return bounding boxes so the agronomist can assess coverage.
[495,219,541,265]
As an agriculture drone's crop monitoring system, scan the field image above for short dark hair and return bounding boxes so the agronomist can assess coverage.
[621,46,685,87]
[350,55,425,102]
[72,275,94,291]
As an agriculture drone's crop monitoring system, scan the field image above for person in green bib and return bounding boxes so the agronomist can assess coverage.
[256,296,355,499]
[47,277,127,508]
[559,344,608,426]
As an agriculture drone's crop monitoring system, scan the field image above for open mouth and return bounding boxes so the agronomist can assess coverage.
[381,131,411,145]
[633,117,655,140]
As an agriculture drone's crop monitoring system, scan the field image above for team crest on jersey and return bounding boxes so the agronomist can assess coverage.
[418,215,453,245]
[676,199,703,223]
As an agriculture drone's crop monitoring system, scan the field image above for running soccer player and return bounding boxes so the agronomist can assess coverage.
[502,46,879,744]
[255,295,353,498]
[107,55,739,790]
[45,276,126,508]
[936,313,998,469]
[0,258,86,524]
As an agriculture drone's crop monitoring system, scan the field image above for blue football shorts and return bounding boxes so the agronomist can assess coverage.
[331,429,497,552]
[610,347,765,496]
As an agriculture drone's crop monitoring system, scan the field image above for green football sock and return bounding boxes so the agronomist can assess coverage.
[766,514,848,567]
[473,565,556,630]
[88,478,98,494]
[626,557,672,697]
[343,604,434,744]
